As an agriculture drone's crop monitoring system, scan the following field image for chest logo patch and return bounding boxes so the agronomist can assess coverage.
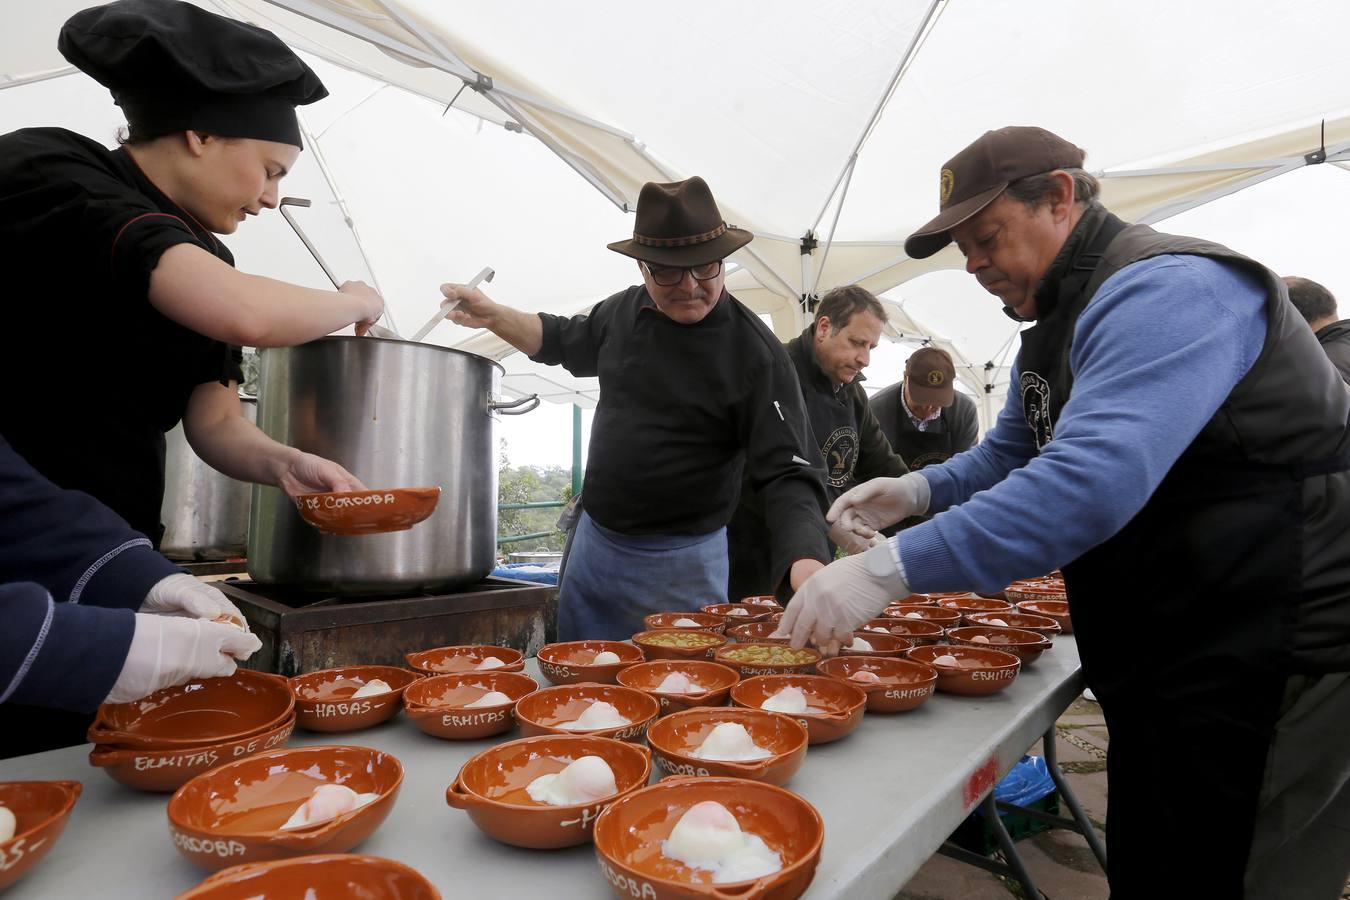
[820,426,859,488]
[1019,370,1054,449]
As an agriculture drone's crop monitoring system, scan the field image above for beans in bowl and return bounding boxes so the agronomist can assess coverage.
[721,645,817,665]
[640,632,723,648]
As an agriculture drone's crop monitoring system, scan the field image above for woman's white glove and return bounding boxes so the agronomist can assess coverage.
[780,542,910,655]
[827,472,932,540]
[106,614,262,704]
[140,573,247,627]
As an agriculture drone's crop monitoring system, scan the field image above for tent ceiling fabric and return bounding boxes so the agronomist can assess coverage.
[5,1,1350,419]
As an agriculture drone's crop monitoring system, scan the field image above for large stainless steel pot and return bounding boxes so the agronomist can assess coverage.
[160,397,256,560]
[247,336,537,593]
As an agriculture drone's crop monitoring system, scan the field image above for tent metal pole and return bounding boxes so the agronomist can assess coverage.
[0,67,77,91]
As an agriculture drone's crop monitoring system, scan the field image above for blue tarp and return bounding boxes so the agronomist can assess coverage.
[491,562,560,585]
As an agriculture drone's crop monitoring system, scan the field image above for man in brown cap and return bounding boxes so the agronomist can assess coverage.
[869,347,979,498]
[782,126,1350,897]
[443,177,831,640]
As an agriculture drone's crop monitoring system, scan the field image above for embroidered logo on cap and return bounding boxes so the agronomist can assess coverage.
[927,369,945,386]
[939,168,955,206]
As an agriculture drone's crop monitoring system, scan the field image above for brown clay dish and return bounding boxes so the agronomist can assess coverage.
[816,656,938,713]
[402,672,539,740]
[89,714,296,793]
[714,643,820,678]
[0,781,82,893]
[861,617,946,646]
[167,745,403,872]
[907,644,1022,696]
[293,486,441,535]
[514,683,660,743]
[631,629,729,662]
[738,595,783,610]
[645,707,808,785]
[616,661,740,716]
[946,625,1052,664]
[404,644,524,676]
[841,631,913,658]
[536,641,645,685]
[643,612,728,634]
[177,853,441,899]
[445,734,653,849]
[1005,579,1067,604]
[883,604,962,626]
[935,595,1014,614]
[730,674,867,745]
[700,603,774,624]
[593,775,823,900]
[725,621,791,644]
[289,665,421,733]
[88,669,295,750]
[1016,599,1073,633]
[896,592,937,605]
[964,610,1062,639]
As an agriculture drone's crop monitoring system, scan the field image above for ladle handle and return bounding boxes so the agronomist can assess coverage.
[278,199,341,289]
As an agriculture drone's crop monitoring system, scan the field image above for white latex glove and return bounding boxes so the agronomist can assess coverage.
[827,472,932,541]
[141,573,247,628]
[106,614,262,704]
[781,542,910,655]
[828,520,886,556]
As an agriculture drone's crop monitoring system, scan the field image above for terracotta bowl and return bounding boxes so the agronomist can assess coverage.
[896,592,937,605]
[738,595,783,611]
[730,675,867,745]
[536,641,645,685]
[177,854,440,899]
[643,612,728,634]
[1005,579,1068,604]
[860,617,946,646]
[841,631,913,658]
[907,644,1022,696]
[816,656,939,713]
[700,603,774,625]
[935,595,1014,615]
[445,734,653,849]
[293,486,441,536]
[725,621,790,644]
[645,707,808,785]
[514,684,660,743]
[714,643,821,678]
[0,781,81,893]
[946,626,1053,665]
[593,776,823,900]
[632,629,730,661]
[289,665,422,733]
[167,745,403,872]
[964,610,1062,639]
[404,644,525,676]
[616,661,740,716]
[402,672,539,740]
[89,714,296,793]
[883,604,962,627]
[88,669,295,750]
[1016,599,1073,633]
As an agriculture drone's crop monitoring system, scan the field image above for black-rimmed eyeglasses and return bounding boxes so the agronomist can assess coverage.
[642,260,723,287]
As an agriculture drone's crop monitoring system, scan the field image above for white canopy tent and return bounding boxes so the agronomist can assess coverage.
[4,0,1350,438]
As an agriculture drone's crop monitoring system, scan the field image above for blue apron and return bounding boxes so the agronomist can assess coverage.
[558,511,728,641]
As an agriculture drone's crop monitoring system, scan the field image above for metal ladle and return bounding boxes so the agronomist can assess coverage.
[278,196,400,339]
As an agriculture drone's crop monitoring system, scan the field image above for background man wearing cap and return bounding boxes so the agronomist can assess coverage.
[868,347,979,520]
[1285,275,1350,384]
[726,285,909,601]
[444,177,832,640]
[783,126,1350,897]
[0,0,387,548]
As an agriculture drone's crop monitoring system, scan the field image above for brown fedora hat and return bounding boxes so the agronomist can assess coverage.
[608,176,752,267]
[904,126,1085,260]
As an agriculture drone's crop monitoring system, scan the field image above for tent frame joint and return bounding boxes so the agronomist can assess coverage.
[799,230,818,256]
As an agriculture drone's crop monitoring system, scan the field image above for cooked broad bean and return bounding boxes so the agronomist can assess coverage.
[721,644,816,665]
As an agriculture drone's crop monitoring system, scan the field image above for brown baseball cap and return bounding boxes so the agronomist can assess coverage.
[905,347,956,407]
[904,126,1086,260]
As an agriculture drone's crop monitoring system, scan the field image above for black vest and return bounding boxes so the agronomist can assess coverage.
[1016,203,1350,689]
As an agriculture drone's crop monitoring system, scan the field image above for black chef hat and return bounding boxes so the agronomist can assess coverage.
[58,0,327,148]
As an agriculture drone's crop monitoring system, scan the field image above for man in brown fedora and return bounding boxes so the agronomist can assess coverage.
[779,126,1350,897]
[442,176,832,640]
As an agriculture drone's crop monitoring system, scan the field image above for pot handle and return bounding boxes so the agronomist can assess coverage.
[490,394,540,416]
[445,776,488,810]
[88,746,139,767]
[709,869,794,900]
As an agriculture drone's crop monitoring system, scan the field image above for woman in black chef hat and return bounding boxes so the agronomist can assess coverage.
[0,0,385,546]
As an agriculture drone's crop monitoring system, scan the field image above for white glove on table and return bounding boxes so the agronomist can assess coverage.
[140,573,247,627]
[781,542,910,654]
[828,472,932,540]
[106,614,262,704]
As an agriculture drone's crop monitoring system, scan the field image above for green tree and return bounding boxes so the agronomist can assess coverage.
[496,439,572,553]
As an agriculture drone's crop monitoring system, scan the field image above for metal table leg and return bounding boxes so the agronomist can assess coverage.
[1041,725,1108,872]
